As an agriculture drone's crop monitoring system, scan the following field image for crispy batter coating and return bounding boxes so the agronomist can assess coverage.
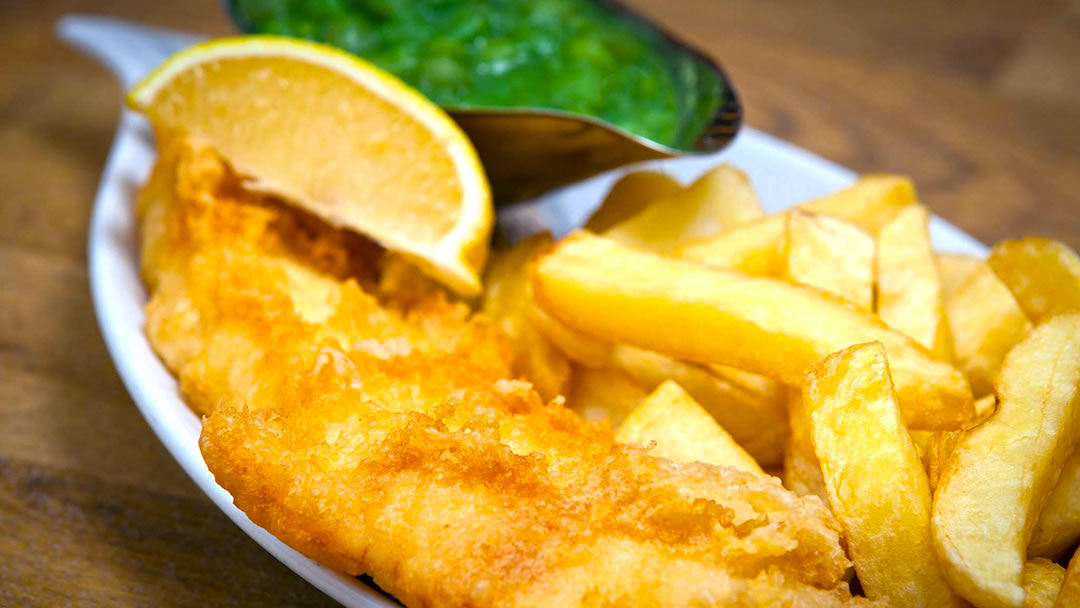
[139,135,871,607]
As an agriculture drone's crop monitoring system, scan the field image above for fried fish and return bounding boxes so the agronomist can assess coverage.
[139,135,869,607]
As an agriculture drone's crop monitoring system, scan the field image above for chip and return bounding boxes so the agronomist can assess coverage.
[534,232,976,430]
[481,233,569,400]
[564,364,648,426]
[678,212,789,276]
[804,342,960,606]
[782,387,829,504]
[1057,550,1080,608]
[617,380,764,475]
[603,165,764,254]
[1029,448,1080,560]
[876,204,954,360]
[1021,559,1065,608]
[609,345,788,467]
[585,170,681,233]
[932,313,1080,608]
[940,254,1031,397]
[783,210,874,309]
[989,238,1080,323]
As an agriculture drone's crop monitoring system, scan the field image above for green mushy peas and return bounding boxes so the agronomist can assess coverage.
[229,0,724,148]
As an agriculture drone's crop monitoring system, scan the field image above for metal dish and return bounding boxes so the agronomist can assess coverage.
[223,0,742,202]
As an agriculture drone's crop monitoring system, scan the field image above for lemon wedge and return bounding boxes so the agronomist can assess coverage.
[128,36,492,296]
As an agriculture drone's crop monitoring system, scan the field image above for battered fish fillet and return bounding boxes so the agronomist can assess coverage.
[139,135,871,607]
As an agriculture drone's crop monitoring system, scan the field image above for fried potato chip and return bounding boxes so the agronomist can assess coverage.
[1029,448,1080,559]
[678,212,788,276]
[782,388,829,504]
[482,234,569,400]
[510,322,571,403]
[678,174,914,275]
[940,254,1032,397]
[484,234,549,317]
[775,208,873,496]
[617,380,764,475]
[909,428,933,459]
[688,164,768,227]
[609,345,788,467]
[585,170,681,233]
[804,342,962,607]
[528,299,612,369]
[989,238,1080,323]
[564,364,648,427]
[973,391,999,422]
[604,165,765,253]
[932,313,1080,608]
[921,395,996,492]
[782,210,874,310]
[799,174,917,234]
[534,232,975,430]
[876,204,955,361]
[1021,559,1065,608]
[1056,550,1080,608]
[922,429,959,493]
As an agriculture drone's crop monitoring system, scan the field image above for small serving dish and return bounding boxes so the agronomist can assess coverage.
[224,0,742,201]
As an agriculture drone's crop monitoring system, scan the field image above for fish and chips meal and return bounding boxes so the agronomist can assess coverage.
[127,37,1080,607]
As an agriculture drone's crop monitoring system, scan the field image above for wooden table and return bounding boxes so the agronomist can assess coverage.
[2,0,1077,605]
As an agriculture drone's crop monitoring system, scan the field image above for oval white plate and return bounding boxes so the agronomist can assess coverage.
[69,14,988,608]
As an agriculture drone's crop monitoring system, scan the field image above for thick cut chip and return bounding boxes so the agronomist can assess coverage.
[534,232,975,430]
[1057,550,1080,608]
[585,170,681,233]
[1021,559,1065,608]
[923,431,961,495]
[782,211,874,309]
[932,313,1080,608]
[909,429,933,461]
[989,238,1080,323]
[876,204,955,360]
[609,345,788,467]
[528,300,612,369]
[940,254,1032,397]
[617,381,763,475]
[804,342,962,607]
[678,213,788,276]
[923,431,961,494]
[783,388,829,504]
[565,365,648,427]
[482,234,569,401]
[685,164,767,227]
[678,174,914,275]
[1029,448,1080,559]
[799,174,917,234]
[604,165,765,253]
[921,395,996,492]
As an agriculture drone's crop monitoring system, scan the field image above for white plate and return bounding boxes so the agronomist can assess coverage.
[69,14,988,608]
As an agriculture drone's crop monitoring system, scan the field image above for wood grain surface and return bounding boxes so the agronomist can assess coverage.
[1,0,1077,605]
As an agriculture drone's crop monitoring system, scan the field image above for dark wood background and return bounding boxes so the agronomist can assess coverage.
[1,0,1077,605]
